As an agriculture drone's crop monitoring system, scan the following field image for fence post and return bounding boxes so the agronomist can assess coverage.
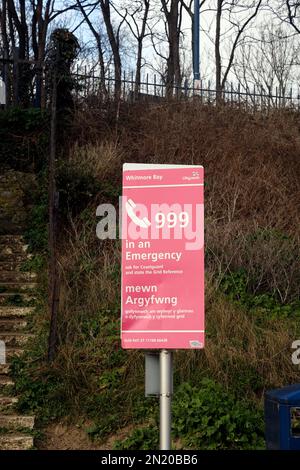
[146,73,149,97]
[123,70,126,100]
[12,47,19,106]
[200,79,203,103]
[131,71,134,101]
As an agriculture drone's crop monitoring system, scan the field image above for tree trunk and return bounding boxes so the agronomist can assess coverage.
[134,0,150,98]
[215,0,222,101]
[100,0,121,102]
[135,39,143,97]
[162,0,181,98]
[1,0,11,106]
[7,0,30,105]
[77,0,107,99]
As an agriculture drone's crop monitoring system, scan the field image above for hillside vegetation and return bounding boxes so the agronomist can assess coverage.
[8,101,300,449]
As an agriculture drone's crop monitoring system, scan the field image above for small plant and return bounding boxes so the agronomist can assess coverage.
[10,355,69,422]
[114,426,158,450]
[0,107,49,171]
[113,378,264,450]
[220,268,300,319]
[172,379,265,450]
[20,255,45,273]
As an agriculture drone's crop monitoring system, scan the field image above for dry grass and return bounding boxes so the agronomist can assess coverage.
[176,277,299,402]
[70,102,300,301]
[46,102,300,426]
[70,141,123,181]
[53,213,299,411]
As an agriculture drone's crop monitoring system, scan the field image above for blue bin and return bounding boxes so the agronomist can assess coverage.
[265,383,300,450]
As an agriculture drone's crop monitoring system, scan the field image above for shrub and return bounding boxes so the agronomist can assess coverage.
[0,107,49,171]
[172,379,265,449]
[115,379,265,450]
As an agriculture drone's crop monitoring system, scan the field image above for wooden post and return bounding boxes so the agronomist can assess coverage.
[47,40,60,362]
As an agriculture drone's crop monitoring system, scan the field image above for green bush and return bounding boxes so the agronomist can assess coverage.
[56,162,101,217]
[220,269,300,319]
[172,379,265,450]
[24,173,48,253]
[114,426,158,450]
[0,107,49,171]
[115,378,265,450]
[10,356,69,422]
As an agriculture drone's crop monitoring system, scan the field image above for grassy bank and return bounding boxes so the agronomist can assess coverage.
[10,102,300,449]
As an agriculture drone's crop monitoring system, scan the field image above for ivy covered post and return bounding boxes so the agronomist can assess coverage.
[47,29,79,362]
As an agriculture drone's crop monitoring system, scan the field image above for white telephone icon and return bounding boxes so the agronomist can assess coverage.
[125,199,151,228]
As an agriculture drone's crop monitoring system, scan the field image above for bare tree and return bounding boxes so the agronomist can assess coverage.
[0,0,11,104]
[214,0,263,96]
[112,0,150,96]
[0,0,76,106]
[100,0,122,100]
[234,24,300,104]
[76,0,107,96]
[160,0,183,95]
[285,0,300,34]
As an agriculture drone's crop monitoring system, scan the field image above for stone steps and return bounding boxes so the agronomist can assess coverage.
[0,414,35,430]
[0,433,33,450]
[0,176,37,450]
[0,291,35,306]
[0,281,37,292]
[0,364,10,375]
[0,332,33,347]
[0,318,28,332]
[5,347,25,360]
[0,270,37,283]
[0,396,18,410]
[0,235,29,249]
[0,244,29,259]
[0,261,22,271]
[0,375,14,392]
[0,259,32,271]
[0,306,33,318]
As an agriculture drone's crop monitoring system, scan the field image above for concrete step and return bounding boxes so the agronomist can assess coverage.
[0,271,37,283]
[0,375,14,391]
[0,414,35,430]
[5,348,25,361]
[0,235,28,248]
[0,306,33,318]
[0,243,29,260]
[0,318,28,332]
[0,259,32,271]
[0,396,18,410]
[0,281,37,292]
[0,291,35,306]
[0,433,33,450]
[0,332,33,348]
[0,364,10,374]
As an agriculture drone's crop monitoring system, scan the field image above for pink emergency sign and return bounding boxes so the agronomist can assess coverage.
[121,163,204,349]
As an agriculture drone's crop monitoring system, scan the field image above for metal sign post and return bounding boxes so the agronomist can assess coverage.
[121,163,205,450]
[160,349,173,450]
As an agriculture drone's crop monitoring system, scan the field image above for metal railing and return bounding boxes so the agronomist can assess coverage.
[1,55,300,112]
[73,69,300,112]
